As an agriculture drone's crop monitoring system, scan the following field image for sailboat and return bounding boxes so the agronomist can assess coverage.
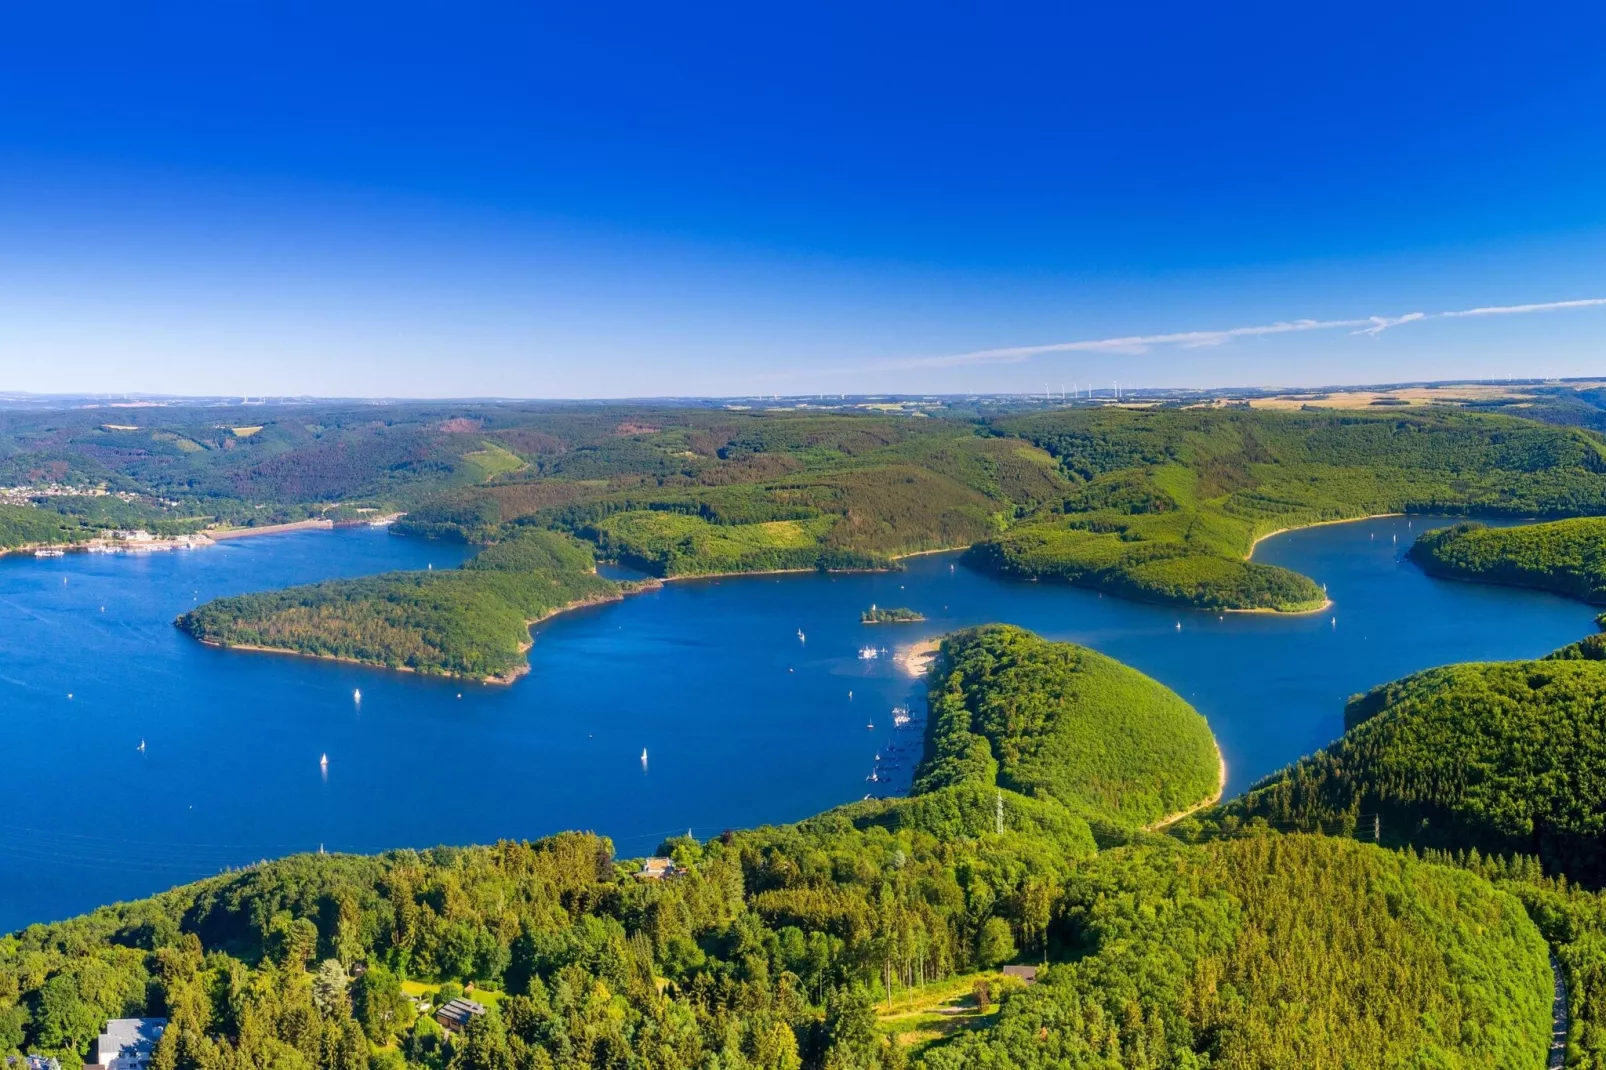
[136,739,146,753]
[353,688,361,703]
[641,748,649,769]
[319,753,328,769]
[797,629,805,642]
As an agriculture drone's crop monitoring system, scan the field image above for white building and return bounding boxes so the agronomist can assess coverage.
[87,1018,166,1070]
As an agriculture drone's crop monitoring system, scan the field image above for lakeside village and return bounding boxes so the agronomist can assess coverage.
[6,481,405,557]
[28,528,212,557]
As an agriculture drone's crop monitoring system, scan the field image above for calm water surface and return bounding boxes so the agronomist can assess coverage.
[1,516,1597,930]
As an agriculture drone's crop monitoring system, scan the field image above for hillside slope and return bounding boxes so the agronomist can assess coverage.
[915,625,1221,828]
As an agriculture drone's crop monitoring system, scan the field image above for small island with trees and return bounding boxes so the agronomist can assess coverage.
[861,604,925,623]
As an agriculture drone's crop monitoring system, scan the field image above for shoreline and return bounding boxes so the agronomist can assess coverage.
[1145,738,1228,832]
[1246,513,1405,558]
[895,638,942,678]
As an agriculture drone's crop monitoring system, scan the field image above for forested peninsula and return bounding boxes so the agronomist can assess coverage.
[5,623,1580,1069]
[158,405,1606,677]
[1411,517,1606,604]
[177,531,629,682]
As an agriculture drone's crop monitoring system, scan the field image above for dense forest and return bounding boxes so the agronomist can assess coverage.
[1203,654,1606,885]
[1412,518,1606,603]
[1,623,1577,1070]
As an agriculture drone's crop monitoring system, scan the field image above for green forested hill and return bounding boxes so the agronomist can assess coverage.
[176,530,621,680]
[0,808,1555,1070]
[1209,656,1606,884]
[967,407,1606,611]
[915,625,1220,828]
[924,835,1550,1070]
[1412,517,1606,603]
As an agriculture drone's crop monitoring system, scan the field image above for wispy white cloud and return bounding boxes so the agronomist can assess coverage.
[1442,297,1606,319]
[1351,312,1426,337]
[889,295,1606,371]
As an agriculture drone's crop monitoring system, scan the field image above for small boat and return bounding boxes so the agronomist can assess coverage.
[797,629,805,642]
[319,753,328,768]
[136,739,146,752]
[641,748,648,767]
[858,646,880,660]
[34,548,64,557]
[1175,621,1181,631]
[353,688,361,703]
[866,722,875,730]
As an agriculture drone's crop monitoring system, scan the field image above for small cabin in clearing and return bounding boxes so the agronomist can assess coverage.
[434,997,486,1034]
[1002,965,1039,985]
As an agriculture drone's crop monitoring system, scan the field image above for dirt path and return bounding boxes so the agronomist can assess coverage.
[1145,739,1227,832]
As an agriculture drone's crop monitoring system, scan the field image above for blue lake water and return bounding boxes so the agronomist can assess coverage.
[1,515,1598,931]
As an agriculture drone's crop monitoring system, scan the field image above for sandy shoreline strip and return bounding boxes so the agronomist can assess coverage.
[895,638,942,678]
[208,518,336,541]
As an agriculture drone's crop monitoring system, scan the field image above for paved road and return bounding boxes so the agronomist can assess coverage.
[1552,951,1569,1068]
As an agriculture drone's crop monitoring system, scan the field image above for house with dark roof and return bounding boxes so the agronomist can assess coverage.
[434,997,487,1034]
[85,1018,166,1070]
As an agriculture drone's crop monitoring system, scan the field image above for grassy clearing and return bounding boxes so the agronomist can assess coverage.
[875,971,1005,1052]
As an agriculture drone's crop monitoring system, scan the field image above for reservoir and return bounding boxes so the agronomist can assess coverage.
[1,514,1597,932]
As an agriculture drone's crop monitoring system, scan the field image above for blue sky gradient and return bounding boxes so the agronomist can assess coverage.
[2,2,1604,396]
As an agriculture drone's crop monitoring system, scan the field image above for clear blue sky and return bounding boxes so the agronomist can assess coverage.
[2,2,1604,397]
